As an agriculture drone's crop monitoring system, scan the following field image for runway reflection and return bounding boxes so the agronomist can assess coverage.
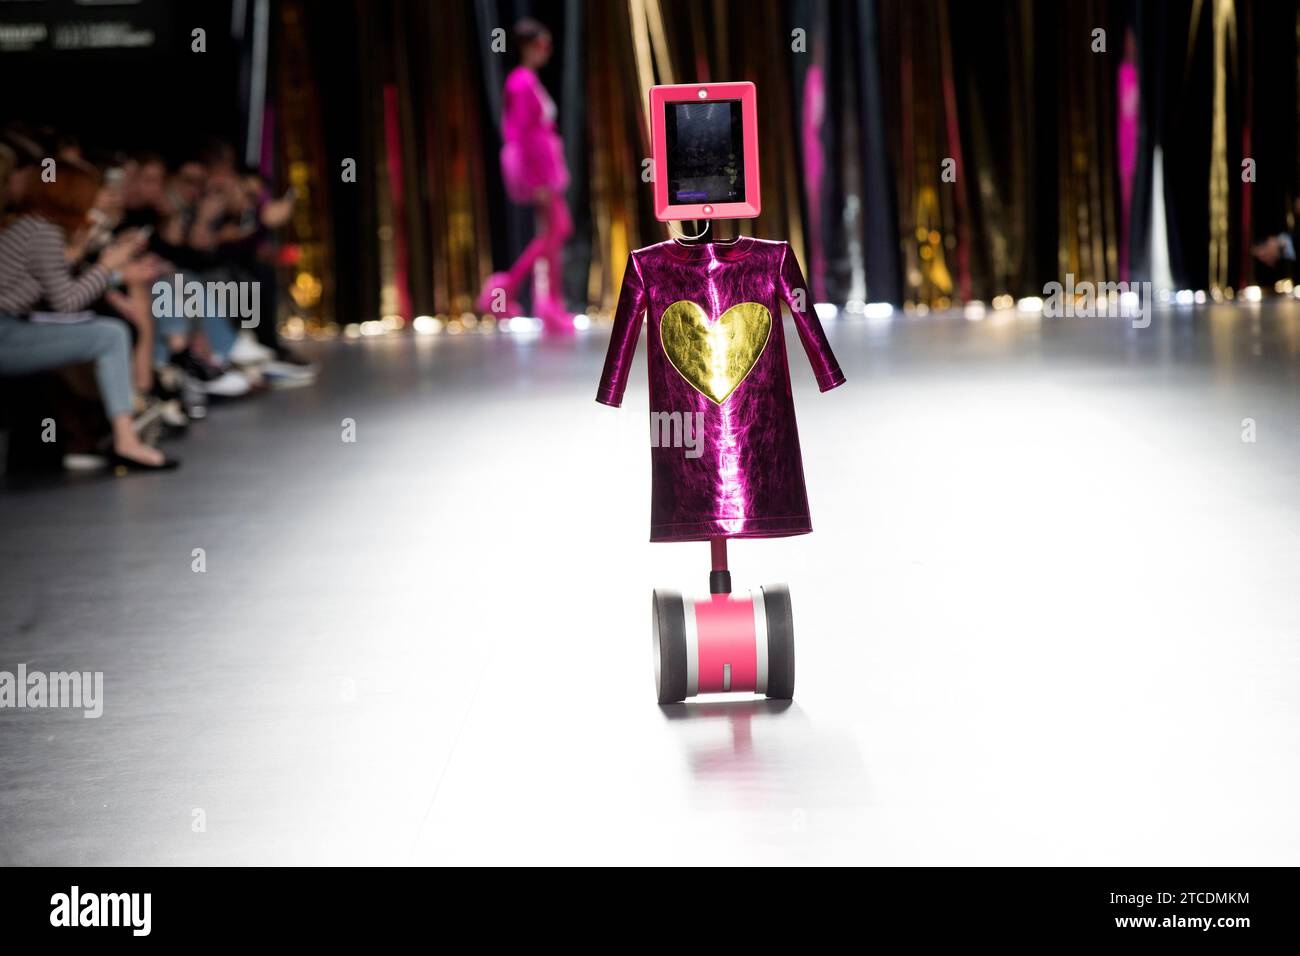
[661,699,872,814]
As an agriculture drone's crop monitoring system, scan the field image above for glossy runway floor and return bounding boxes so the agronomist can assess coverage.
[2,301,1299,865]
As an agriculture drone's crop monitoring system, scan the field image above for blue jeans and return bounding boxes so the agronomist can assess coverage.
[0,315,134,418]
[153,272,238,364]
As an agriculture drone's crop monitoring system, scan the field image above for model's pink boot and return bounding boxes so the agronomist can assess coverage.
[536,296,574,335]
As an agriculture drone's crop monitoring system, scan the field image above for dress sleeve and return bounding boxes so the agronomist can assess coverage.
[779,242,845,392]
[503,70,543,137]
[596,253,647,407]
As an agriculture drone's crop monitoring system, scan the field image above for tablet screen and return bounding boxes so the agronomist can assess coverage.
[665,99,745,205]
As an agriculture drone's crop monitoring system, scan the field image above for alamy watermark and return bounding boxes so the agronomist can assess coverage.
[0,664,103,718]
[50,886,150,936]
[1043,273,1152,329]
[151,272,260,329]
[650,411,704,459]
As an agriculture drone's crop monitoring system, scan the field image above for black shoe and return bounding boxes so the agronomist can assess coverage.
[109,449,180,472]
[151,369,182,402]
[169,348,222,383]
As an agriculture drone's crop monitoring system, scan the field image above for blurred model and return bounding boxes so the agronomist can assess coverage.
[477,18,573,332]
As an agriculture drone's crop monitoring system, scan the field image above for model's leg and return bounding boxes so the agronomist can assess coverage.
[535,192,574,331]
[539,192,573,312]
[478,193,551,318]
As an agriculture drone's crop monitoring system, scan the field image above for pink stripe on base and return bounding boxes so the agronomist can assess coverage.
[693,594,758,693]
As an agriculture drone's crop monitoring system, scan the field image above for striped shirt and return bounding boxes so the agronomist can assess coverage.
[0,215,109,317]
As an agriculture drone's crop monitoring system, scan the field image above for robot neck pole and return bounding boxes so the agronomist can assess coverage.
[709,537,731,595]
[677,219,711,245]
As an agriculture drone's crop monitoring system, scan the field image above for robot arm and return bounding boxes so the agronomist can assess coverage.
[595,252,647,407]
[779,243,845,393]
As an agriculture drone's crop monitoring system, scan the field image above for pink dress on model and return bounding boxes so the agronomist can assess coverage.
[500,66,569,203]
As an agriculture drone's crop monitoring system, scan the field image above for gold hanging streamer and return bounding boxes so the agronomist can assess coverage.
[628,0,660,120]
[586,0,657,316]
[425,0,487,318]
[276,0,330,332]
[1206,0,1236,295]
[896,0,954,306]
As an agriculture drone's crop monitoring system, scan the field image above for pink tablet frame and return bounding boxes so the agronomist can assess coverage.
[650,81,761,222]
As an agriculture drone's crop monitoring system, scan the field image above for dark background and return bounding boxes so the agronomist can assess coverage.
[2,0,1296,325]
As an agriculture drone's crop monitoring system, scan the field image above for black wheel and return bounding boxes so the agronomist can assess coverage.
[652,589,688,704]
[762,584,795,699]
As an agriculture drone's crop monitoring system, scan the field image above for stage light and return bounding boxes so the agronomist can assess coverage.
[1194,291,1207,304]
[844,299,866,314]
[1242,286,1262,302]
[814,302,838,320]
[1274,279,1293,294]
[1175,290,1195,306]
[963,301,986,320]
[862,302,893,319]
[1016,296,1043,313]
[381,314,405,331]
[992,295,1014,311]
[412,315,441,334]
[573,314,591,330]
[343,323,362,339]
[505,316,543,334]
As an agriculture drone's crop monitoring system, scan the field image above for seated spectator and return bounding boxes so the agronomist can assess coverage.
[124,155,255,398]
[196,142,315,384]
[0,157,177,471]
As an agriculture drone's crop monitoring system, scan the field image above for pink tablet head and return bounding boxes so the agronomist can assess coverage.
[650,81,761,222]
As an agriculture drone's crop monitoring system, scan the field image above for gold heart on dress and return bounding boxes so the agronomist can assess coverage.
[659,300,772,404]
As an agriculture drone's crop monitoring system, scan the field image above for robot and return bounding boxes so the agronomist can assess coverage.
[597,82,845,705]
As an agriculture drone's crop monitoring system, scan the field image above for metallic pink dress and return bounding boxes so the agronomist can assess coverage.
[597,237,845,542]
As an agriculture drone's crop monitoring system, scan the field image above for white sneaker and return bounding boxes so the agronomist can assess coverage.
[159,399,189,428]
[263,359,317,388]
[201,368,252,397]
[229,330,277,366]
[239,364,266,388]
